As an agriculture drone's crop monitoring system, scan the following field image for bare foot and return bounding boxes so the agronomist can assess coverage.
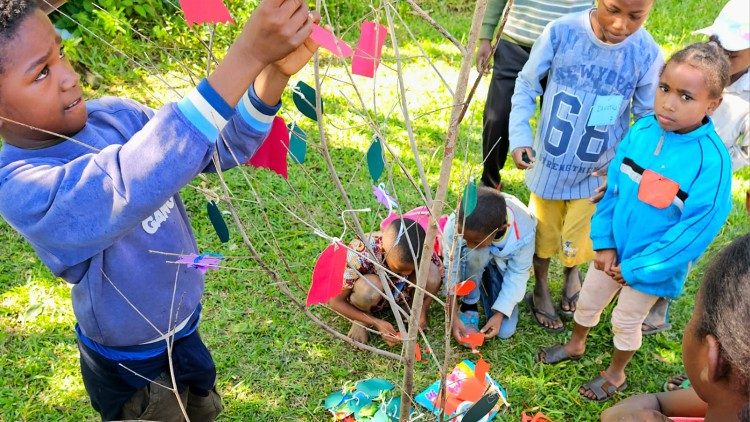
[561,267,582,314]
[347,324,369,344]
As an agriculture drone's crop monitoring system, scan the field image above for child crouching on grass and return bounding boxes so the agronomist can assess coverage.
[601,234,750,421]
[328,217,443,346]
[0,0,319,419]
[442,186,535,344]
[537,43,733,402]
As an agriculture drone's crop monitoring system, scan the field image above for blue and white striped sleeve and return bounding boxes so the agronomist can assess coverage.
[236,84,279,134]
[176,79,236,142]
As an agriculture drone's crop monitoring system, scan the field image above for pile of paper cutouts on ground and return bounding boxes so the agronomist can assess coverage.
[324,359,509,421]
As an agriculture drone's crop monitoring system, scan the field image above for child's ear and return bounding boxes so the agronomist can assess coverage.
[706,334,732,383]
[706,96,723,116]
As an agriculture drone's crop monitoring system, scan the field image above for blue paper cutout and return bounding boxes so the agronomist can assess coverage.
[292,81,322,121]
[288,122,307,164]
[587,94,623,126]
[462,179,478,217]
[355,378,394,398]
[367,137,385,183]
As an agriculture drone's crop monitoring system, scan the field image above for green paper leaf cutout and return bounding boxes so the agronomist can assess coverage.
[207,200,229,243]
[461,391,500,422]
[367,137,385,183]
[323,390,347,410]
[461,179,478,218]
[292,81,322,121]
[288,122,307,164]
[355,378,394,397]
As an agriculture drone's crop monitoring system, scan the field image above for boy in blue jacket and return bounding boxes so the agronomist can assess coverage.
[537,43,733,402]
[0,0,318,419]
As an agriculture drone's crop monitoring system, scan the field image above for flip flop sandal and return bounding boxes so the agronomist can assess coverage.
[536,344,583,365]
[580,372,628,402]
[663,374,690,392]
[642,321,672,336]
[525,293,564,334]
[560,291,579,319]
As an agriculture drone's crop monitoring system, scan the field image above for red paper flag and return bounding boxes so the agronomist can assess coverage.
[310,24,353,58]
[415,342,422,362]
[461,332,485,349]
[453,279,476,296]
[475,358,489,382]
[306,242,347,306]
[178,0,233,26]
[246,116,289,179]
[352,21,388,77]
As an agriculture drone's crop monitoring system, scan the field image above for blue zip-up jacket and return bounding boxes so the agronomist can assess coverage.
[0,80,278,347]
[590,115,732,298]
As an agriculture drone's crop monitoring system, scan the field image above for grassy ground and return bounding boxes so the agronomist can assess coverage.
[0,0,746,420]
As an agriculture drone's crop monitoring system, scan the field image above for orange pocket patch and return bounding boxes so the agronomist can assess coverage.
[638,169,680,209]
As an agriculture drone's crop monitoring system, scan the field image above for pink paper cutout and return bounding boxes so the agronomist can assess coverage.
[246,116,289,179]
[372,184,398,211]
[379,206,448,255]
[310,24,353,58]
[306,242,347,306]
[176,253,223,274]
[178,0,233,27]
[352,21,388,77]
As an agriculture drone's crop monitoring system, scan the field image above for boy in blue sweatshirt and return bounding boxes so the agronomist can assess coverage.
[0,0,318,419]
[537,43,733,402]
[508,0,662,332]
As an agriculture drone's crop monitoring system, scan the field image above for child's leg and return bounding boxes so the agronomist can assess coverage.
[348,274,386,343]
[479,264,520,339]
[565,266,622,356]
[580,286,659,400]
[416,260,443,329]
[559,198,596,314]
[528,193,565,331]
[641,297,671,335]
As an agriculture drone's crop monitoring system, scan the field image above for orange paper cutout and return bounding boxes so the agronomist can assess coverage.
[457,377,486,402]
[461,332,485,349]
[454,279,476,296]
[475,358,489,381]
[415,342,422,362]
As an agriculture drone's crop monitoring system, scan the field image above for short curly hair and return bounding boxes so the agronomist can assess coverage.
[663,42,731,98]
[0,0,39,73]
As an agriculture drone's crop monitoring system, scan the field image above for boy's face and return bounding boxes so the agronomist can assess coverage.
[384,253,415,278]
[0,9,86,148]
[593,0,652,44]
[459,224,507,250]
[726,48,750,78]
[655,62,722,134]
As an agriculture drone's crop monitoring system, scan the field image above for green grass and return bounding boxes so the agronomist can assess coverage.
[0,0,746,420]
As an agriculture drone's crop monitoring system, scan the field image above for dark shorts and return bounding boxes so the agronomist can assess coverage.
[78,330,221,421]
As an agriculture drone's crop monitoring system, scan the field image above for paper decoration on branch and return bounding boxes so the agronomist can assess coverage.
[352,21,388,78]
[367,137,385,183]
[453,279,476,296]
[415,342,422,362]
[175,253,224,274]
[310,24,353,58]
[415,360,508,420]
[178,0,232,26]
[372,183,398,211]
[206,200,229,243]
[288,122,307,164]
[462,179,478,217]
[246,116,289,179]
[293,81,322,121]
[306,242,347,306]
[324,378,403,421]
[379,206,448,255]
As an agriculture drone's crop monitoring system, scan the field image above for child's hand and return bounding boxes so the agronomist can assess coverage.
[271,12,321,76]
[511,147,535,169]
[594,249,618,275]
[611,265,626,285]
[476,39,492,73]
[480,312,503,339]
[589,169,608,203]
[241,0,314,67]
[451,318,468,342]
[373,319,400,347]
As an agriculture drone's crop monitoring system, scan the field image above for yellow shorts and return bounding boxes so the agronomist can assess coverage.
[528,193,595,267]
